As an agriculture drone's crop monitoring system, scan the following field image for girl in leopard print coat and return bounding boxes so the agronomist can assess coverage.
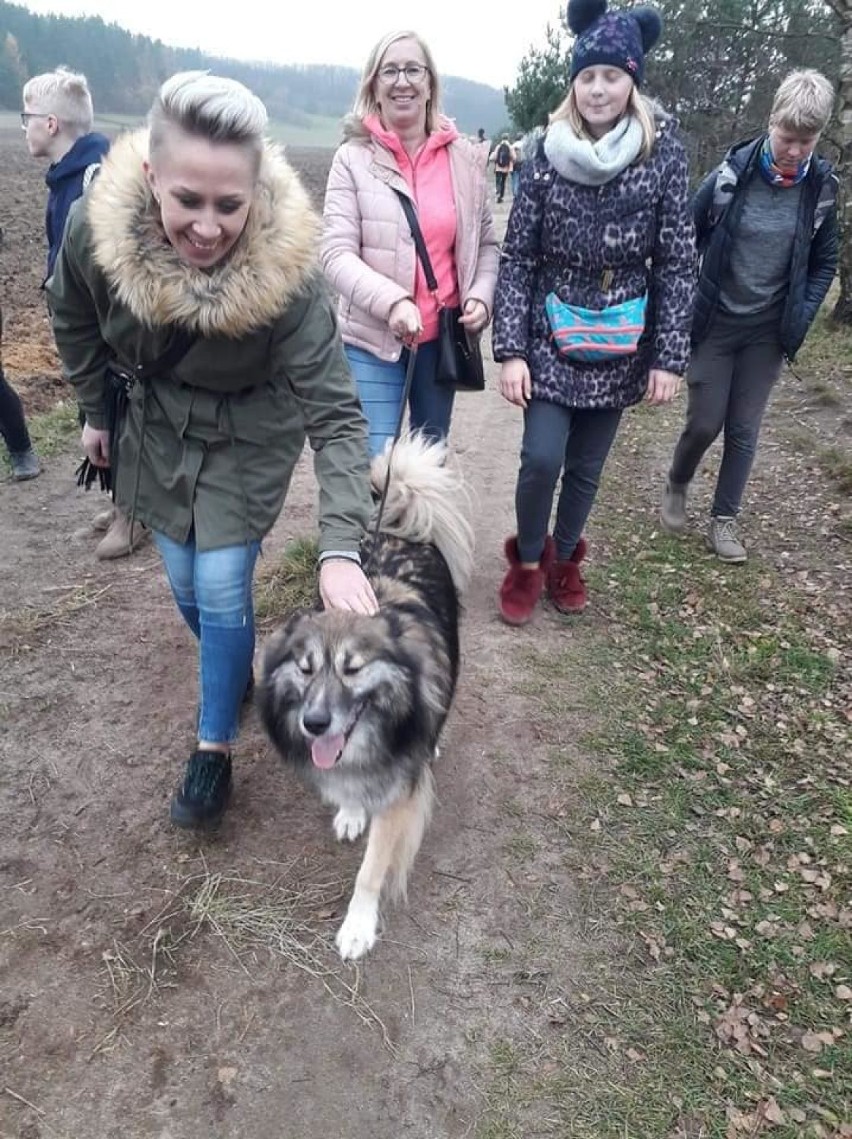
[493,0,696,626]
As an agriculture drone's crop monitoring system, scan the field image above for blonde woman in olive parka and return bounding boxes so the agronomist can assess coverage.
[47,71,377,829]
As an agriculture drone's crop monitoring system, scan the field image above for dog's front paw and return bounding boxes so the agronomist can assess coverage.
[336,897,379,960]
[333,807,367,842]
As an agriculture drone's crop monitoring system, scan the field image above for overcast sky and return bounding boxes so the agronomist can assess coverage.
[23,0,566,89]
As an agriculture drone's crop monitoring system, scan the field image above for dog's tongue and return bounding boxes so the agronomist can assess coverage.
[311,734,344,769]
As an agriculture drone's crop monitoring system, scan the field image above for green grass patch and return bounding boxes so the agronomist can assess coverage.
[574,539,849,1134]
[29,400,79,456]
[816,445,852,495]
[2,400,78,475]
[254,536,319,625]
[474,437,851,1136]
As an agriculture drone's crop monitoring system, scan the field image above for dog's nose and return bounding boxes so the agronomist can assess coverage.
[302,709,332,737]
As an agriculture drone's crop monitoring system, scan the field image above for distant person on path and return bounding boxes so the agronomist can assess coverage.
[47,71,375,828]
[0,305,40,481]
[22,66,142,558]
[493,0,695,625]
[474,126,490,171]
[660,69,839,562]
[490,133,513,202]
[321,29,499,456]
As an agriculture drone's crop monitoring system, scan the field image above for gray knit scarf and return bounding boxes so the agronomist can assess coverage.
[544,116,644,186]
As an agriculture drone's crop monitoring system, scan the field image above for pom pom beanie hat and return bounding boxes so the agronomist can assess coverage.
[567,0,663,86]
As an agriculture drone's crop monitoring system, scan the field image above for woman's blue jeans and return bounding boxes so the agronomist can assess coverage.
[153,532,261,745]
[345,341,455,457]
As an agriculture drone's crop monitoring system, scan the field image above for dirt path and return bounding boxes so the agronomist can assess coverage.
[4,167,850,1137]
[0,256,611,1138]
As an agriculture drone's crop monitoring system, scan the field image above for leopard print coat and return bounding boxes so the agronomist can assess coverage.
[492,117,696,410]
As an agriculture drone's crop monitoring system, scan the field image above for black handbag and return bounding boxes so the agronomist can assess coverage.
[394,190,485,392]
[75,328,196,496]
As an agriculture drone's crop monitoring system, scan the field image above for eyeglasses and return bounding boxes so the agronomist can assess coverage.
[377,64,428,85]
[20,112,51,127]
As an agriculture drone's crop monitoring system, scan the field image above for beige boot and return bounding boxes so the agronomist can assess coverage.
[91,505,116,532]
[95,510,149,560]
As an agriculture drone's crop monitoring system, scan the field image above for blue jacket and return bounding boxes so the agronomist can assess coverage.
[44,132,110,281]
[691,135,839,361]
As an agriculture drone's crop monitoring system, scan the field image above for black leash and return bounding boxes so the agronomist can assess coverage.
[365,343,418,564]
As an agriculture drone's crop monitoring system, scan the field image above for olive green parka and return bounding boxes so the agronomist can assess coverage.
[47,130,372,554]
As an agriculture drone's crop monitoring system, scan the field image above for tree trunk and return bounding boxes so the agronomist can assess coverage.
[831,0,852,322]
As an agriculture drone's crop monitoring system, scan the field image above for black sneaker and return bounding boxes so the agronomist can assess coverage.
[170,750,232,828]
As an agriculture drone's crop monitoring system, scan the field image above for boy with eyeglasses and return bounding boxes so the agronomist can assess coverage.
[22,67,146,558]
[22,67,110,282]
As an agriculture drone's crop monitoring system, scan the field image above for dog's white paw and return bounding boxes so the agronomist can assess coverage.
[335,897,379,960]
[333,807,367,842]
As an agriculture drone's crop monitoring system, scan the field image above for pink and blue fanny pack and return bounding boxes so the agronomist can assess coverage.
[545,291,647,363]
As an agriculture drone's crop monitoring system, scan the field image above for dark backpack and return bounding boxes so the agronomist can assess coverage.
[496,142,511,167]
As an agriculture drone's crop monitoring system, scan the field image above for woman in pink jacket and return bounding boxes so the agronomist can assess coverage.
[321,29,499,455]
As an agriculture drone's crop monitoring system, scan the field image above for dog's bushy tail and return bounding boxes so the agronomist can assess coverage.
[388,766,436,903]
[370,432,475,594]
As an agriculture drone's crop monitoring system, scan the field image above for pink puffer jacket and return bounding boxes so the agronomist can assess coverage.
[321,121,500,362]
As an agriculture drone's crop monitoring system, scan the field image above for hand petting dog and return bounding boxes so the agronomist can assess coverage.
[319,559,378,615]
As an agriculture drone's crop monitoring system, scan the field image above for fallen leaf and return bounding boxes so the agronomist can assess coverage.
[809,961,837,981]
[801,1030,834,1053]
[762,1097,785,1125]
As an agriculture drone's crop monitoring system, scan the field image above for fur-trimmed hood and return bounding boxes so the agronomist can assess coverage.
[86,129,320,338]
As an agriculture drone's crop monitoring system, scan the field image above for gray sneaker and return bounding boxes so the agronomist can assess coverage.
[10,448,41,481]
[706,515,747,563]
[660,478,688,534]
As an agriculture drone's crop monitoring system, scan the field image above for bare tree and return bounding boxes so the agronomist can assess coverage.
[826,0,852,322]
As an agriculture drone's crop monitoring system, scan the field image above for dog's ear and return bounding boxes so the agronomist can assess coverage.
[259,608,317,677]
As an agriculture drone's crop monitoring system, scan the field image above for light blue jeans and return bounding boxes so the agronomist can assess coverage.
[345,341,455,457]
[153,532,261,745]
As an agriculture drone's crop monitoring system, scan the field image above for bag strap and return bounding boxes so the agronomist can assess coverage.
[393,189,441,299]
[109,328,197,386]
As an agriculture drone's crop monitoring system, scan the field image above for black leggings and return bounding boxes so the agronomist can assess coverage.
[516,398,623,562]
[0,369,32,454]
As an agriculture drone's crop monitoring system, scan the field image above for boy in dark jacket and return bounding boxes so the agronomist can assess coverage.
[661,69,838,562]
[23,67,144,558]
[22,67,110,281]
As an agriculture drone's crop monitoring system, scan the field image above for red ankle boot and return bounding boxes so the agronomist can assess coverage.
[498,536,556,626]
[548,537,588,614]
